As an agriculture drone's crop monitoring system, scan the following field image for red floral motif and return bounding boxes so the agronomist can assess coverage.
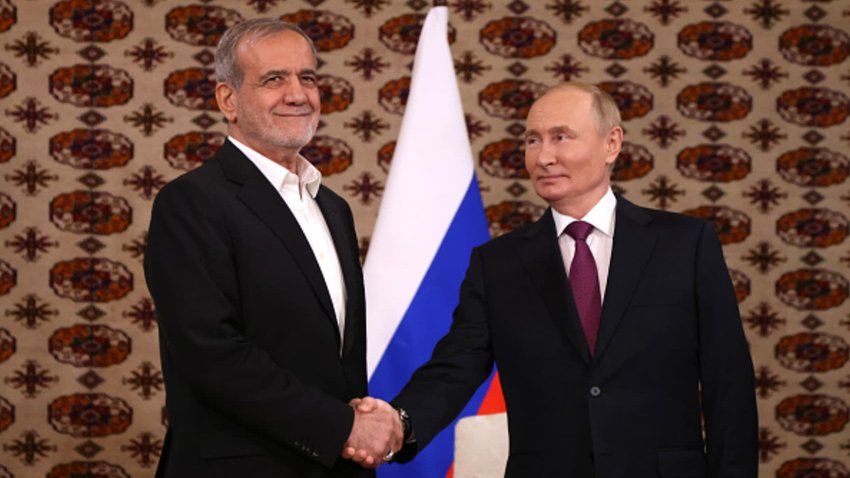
[47,461,130,478]
[50,258,133,303]
[281,10,353,52]
[677,21,752,62]
[777,87,850,127]
[49,129,132,170]
[0,61,14,98]
[0,0,15,33]
[777,208,848,248]
[480,16,556,58]
[378,77,410,115]
[0,328,14,363]
[0,126,14,163]
[0,192,14,229]
[598,81,653,120]
[776,147,849,187]
[165,4,242,47]
[318,74,353,114]
[578,19,654,60]
[486,200,546,238]
[676,144,751,182]
[50,191,131,235]
[164,131,225,171]
[49,0,133,43]
[729,269,750,304]
[776,458,849,478]
[612,142,653,181]
[479,79,548,120]
[48,393,132,437]
[49,64,132,107]
[378,13,455,54]
[676,82,751,122]
[301,135,352,177]
[682,205,751,244]
[0,260,16,296]
[779,24,850,67]
[776,269,848,311]
[775,332,849,373]
[479,139,527,179]
[377,141,395,173]
[49,324,131,367]
[0,395,12,433]
[775,394,848,436]
[164,68,217,111]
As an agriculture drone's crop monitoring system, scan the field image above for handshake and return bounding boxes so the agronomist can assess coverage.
[341,396,405,468]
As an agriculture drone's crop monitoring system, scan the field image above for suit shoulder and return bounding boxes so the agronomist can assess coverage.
[153,159,225,209]
[626,200,706,233]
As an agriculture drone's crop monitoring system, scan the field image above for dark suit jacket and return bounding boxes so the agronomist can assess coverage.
[393,195,757,478]
[144,141,373,477]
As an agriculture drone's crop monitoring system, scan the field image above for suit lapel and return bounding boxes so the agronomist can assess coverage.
[315,188,363,358]
[593,195,656,362]
[517,210,592,363]
[217,142,339,336]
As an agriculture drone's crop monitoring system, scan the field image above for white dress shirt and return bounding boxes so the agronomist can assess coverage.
[229,137,347,343]
[552,188,617,301]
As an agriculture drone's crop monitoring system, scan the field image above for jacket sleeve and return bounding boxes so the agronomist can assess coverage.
[391,247,495,460]
[144,179,353,468]
[695,222,759,478]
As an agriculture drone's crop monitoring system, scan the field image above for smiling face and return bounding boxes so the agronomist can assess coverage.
[215,29,320,163]
[523,87,622,218]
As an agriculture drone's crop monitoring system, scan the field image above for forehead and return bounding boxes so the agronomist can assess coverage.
[528,88,594,125]
[236,30,316,70]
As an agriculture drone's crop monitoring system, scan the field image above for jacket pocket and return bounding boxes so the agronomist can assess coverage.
[658,449,706,477]
[199,430,271,459]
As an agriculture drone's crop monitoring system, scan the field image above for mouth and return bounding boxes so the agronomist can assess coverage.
[273,111,313,118]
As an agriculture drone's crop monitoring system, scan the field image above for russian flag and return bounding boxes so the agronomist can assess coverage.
[363,6,505,478]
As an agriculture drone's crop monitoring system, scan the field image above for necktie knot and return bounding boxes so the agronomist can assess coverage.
[565,221,594,242]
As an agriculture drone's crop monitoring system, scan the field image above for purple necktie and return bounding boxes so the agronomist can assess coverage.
[565,221,602,355]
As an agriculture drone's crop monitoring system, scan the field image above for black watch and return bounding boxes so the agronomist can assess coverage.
[396,407,416,444]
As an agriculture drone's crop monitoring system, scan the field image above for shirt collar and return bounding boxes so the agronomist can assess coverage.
[228,136,322,198]
[552,188,617,237]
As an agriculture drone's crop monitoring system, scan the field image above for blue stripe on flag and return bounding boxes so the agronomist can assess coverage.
[370,176,491,478]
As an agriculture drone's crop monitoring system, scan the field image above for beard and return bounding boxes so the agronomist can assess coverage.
[235,106,317,152]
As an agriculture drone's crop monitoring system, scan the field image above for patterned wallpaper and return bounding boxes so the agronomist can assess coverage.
[0,0,849,476]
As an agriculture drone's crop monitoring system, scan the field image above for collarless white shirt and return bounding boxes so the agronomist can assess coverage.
[552,188,617,301]
[228,137,347,344]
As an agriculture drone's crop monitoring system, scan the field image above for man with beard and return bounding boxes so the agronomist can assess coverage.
[145,19,401,477]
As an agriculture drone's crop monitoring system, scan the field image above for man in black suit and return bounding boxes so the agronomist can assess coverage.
[357,83,758,477]
[145,19,400,477]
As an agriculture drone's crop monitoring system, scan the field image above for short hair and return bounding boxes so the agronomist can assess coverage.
[215,18,317,89]
[544,82,622,135]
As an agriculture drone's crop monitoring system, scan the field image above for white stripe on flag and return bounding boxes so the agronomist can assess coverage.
[364,6,475,377]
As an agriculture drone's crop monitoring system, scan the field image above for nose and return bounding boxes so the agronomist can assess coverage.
[535,141,557,168]
[283,78,308,105]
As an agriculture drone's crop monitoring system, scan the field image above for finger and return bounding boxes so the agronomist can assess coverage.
[349,398,361,407]
[341,446,355,459]
[356,396,378,412]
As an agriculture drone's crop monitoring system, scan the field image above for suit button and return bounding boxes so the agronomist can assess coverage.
[589,386,601,397]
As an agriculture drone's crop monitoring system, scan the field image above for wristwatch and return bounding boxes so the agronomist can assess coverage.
[396,407,416,444]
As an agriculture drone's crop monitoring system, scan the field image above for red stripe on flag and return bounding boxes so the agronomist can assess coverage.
[444,372,506,478]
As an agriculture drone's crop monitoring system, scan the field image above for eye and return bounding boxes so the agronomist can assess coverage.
[300,74,317,86]
[525,136,539,146]
[262,75,283,85]
[555,133,568,142]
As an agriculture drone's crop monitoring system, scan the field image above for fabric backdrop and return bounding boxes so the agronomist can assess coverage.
[0,0,848,476]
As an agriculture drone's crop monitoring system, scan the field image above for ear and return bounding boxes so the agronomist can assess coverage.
[215,82,238,123]
[604,126,623,167]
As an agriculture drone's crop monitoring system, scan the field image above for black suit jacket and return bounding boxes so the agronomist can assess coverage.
[144,141,373,477]
[393,195,757,478]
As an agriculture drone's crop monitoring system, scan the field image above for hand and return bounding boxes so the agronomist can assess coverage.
[341,397,403,468]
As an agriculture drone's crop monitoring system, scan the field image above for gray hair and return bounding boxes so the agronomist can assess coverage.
[546,81,622,135]
[214,18,317,89]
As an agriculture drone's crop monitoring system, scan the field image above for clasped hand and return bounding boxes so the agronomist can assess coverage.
[341,396,403,468]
